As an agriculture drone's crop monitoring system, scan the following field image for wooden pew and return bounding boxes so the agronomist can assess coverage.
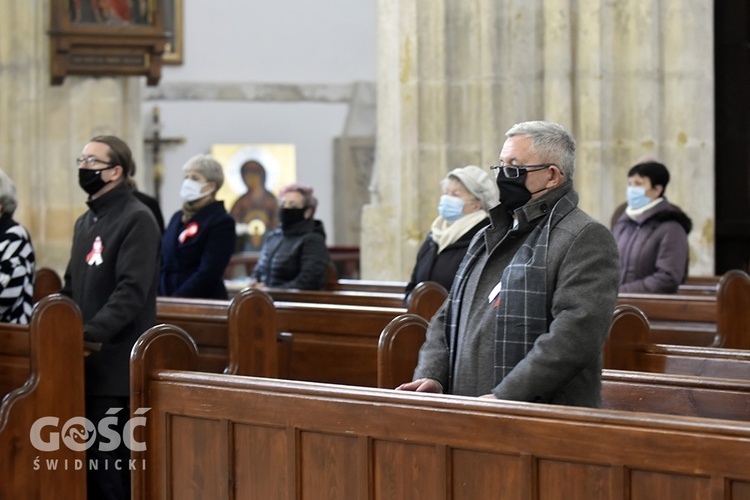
[131,325,750,500]
[0,294,86,500]
[678,275,721,294]
[376,309,750,422]
[265,280,446,313]
[327,278,408,293]
[617,269,750,348]
[32,266,62,303]
[155,282,446,386]
[604,304,750,380]
[600,369,750,421]
[326,271,750,349]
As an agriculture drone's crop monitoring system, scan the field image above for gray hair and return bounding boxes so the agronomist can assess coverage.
[182,154,225,190]
[0,169,18,215]
[505,121,576,179]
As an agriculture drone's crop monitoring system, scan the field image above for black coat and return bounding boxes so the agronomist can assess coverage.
[251,218,329,289]
[160,201,236,299]
[61,183,161,397]
[405,218,490,299]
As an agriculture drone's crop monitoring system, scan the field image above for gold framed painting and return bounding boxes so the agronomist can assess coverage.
[50,0,170,84]
[163,0,183,65]
[212,144,297,252]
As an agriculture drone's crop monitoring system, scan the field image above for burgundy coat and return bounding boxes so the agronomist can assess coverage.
[613,199,692,293]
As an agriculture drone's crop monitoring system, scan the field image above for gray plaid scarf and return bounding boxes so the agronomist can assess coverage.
[445,192,577,391]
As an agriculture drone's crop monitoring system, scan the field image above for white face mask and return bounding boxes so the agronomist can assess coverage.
[180,178,210,203]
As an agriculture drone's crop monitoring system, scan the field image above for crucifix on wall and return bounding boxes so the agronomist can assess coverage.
[144,106,184,204]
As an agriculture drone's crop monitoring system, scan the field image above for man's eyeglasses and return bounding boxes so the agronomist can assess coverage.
[76,156,114,168]
[490,163,553,179]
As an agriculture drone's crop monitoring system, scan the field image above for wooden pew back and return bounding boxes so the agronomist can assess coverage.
[0,294,86,500]
[156,281,447,384]
[600,369,750,421]
[605,304,750,380]
[132,325,750,500]
[32,266,62,303]
[678,275,721,294]
[717,269,750,349]
[616,269,750,348]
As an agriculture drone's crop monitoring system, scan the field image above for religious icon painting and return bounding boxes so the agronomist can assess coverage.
[211,144,297,253]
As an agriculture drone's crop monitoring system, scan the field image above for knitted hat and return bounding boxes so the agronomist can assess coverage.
[444,165,499,212]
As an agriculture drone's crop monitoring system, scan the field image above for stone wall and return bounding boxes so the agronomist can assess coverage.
[364,0,714,280]
[0,0,144,274]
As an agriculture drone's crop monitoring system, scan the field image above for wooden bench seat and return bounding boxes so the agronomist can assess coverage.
[0,294,86,500]
[131,325,750,500]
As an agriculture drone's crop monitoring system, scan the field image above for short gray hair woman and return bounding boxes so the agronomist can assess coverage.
[0,169,19,216]
[182,154,225,190]
[160,155,237,299]
[0,169,35,324]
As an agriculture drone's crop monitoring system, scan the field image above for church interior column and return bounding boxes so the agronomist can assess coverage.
[0,0,144,274]
[364,0,714,281]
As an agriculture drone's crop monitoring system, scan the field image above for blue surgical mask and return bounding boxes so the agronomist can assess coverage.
[626,186,651,210]
[438,195,465,222]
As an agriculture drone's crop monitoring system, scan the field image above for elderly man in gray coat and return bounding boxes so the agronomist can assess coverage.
[397,120,620,408]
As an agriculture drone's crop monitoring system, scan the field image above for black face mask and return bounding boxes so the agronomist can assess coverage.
[78,166,116,196]
[496,170,548,214]
[496,170,533,214]
[279,207,307,227]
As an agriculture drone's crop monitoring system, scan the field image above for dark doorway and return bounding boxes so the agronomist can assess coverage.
[715,1,750,273]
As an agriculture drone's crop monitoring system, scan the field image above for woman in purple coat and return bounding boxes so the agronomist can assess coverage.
[613,161,692,293]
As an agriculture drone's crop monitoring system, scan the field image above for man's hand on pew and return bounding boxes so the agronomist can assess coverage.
[83,340,102,357]
[248,279,267,290]
[395,378,443,393]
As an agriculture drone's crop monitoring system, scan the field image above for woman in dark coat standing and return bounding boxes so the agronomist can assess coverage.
[160,154,236,299]
[404,165,499,302]
[249,183,330,290]
[613,160,692,293]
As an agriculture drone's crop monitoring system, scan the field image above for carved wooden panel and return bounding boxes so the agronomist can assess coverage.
[49,0,169,85]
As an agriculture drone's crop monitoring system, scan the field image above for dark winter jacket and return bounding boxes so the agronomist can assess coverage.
[251,218,329,289]
[404,218,490,300]
[61,182,161,397]
[160,201,236,299]
[613,199,692,293]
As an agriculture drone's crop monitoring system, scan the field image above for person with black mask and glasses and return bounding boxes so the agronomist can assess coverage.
[397,121,620,409]
[248,182,330,290]
[61,135,160,500]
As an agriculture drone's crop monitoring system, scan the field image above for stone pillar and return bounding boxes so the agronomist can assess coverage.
[0,0,144,274]
[364,0,714,280]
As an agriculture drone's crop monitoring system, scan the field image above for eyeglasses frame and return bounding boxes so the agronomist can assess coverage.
[490,163,554,179]
[76,156,115,168]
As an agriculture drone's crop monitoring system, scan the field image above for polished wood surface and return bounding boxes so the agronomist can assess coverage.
[32,267,63,303]
[605,304,750,380]
[0,294,86,499]
[617,269,750,348]
[378,308,750,422]
[132,325,750,500]
[155,282,446,386]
